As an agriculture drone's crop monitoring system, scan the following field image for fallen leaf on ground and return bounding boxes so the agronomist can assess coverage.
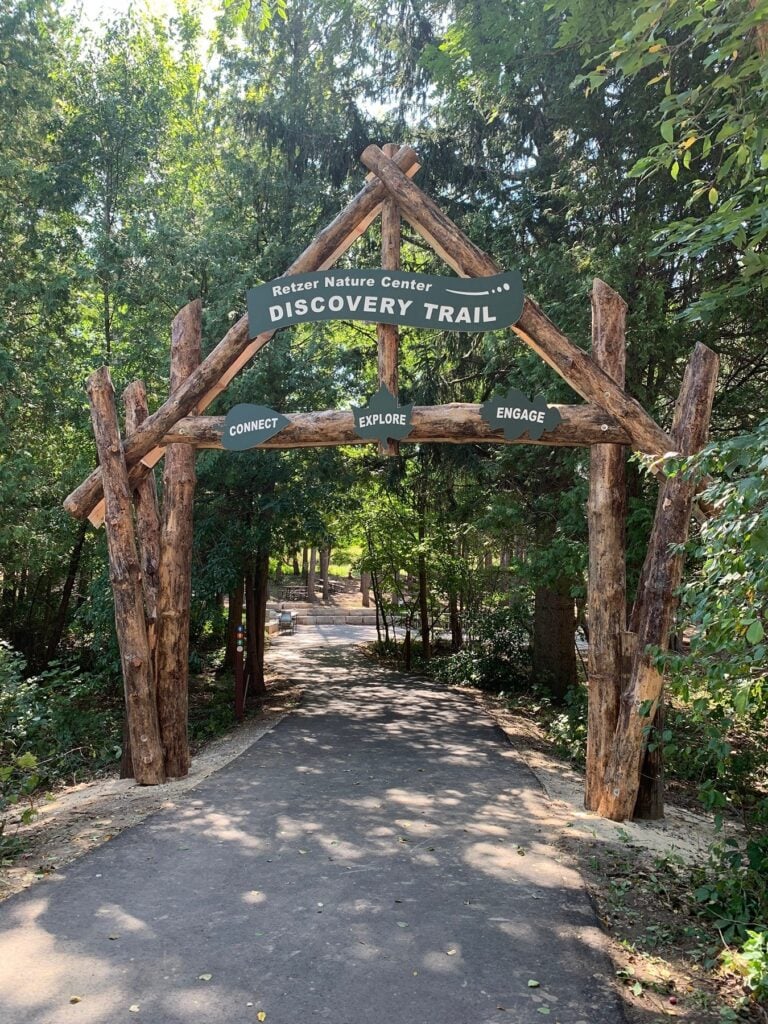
[69,995,82,1004]
[446,949,456,956]
[396,921,408,928]
[528,980,540,988]
[129,1006,140,1013]
[257,1012,267,1021]
[198,974,212,982]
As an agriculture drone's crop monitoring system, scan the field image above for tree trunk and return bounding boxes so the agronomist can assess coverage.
[360,571,371,608]
[292,551,300,577]
[155,300,201,779]
[533,585,577,700]
[224,577,244,670]
[585,279,627,812]
[86,366,165,785]
[301,546,308,581]
[449,590,462,651]
[252,547,269,697]
[377,142,401,457]
[306,546,317,602]
[45,520,88,664]
[320,545,331,602]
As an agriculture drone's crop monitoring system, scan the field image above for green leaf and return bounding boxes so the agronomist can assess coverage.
[708,186,719,204]
[746,620,764,644]
[660,120,675,144]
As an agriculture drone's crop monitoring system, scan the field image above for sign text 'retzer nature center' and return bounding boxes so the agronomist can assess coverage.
[247,269,524,337]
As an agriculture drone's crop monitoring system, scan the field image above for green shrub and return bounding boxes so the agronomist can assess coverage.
[692,835,768,944]
[433,606,532,691]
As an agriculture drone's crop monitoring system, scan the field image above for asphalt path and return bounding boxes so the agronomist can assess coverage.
[0,627,624,1024]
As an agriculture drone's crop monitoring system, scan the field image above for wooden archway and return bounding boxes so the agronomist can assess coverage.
[64,143,718,821]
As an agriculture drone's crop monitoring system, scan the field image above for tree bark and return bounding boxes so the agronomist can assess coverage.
[86,366,164,785]
[160,403,631,450]
[65,146,422,525]
[360,571,371,608]
[320,545,331,602]
[155,300,201,778]
[306,546,317,603]
[533,585,577,700]
[585,280,628,812]
[252,546,269,698]
[377,142,401,457]
[359,144,672,459]
[598,343,719,821]
[123,380,161,653]
[44,520,88,664]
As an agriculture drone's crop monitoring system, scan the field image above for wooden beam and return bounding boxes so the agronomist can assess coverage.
[123,381,161,643]
[86,366,165,785]
[358,144,673,458]
[584,279,628,812]
[65,146,422,525]
[155,300,201,779]
[377,142,401,457]
[158,402,632,449]
[597,342,719,821]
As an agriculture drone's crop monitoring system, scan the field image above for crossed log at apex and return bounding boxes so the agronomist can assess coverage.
[68,144,718,820]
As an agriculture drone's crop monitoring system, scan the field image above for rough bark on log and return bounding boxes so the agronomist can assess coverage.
[86,366,165,785]
[123,381,161,644]
[377,142,401,456]
[155,300,201,778]
[359,145,673,458]
[64,147,421,524]
[597,343,719,821]
[160,403,630,449]
[585,280,627,812]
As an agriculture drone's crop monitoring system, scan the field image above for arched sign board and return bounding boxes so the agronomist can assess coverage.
[247,269,524,336]
[224,269,553,451]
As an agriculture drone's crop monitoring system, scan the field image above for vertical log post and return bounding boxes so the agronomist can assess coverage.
[585,280,627,811]
[597,343,719,821]
[87,367,165,785]
[155,300,202,778]
[377,142,401,457]
[123,381,162,650]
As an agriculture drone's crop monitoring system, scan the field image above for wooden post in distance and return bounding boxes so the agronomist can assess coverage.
[377,142,401,457]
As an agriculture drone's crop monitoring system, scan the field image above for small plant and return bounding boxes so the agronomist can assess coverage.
[720,929,768,1004]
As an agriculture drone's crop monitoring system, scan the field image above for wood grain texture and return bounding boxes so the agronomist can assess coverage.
[155,300,201,778]
[87,367,165,785]
[65,146,422,522]
[597,343,719,821]
[359,144,673,458]
[160,403,631,449]
[585,279,628,813]
[377,142,401,456]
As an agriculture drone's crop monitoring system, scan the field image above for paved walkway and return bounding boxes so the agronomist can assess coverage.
[0,629,624,1024]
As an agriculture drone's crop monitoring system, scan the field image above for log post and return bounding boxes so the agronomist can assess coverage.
[64,147,422,525]
[86,367,165,785]
[155,300,201,778]
[585,280,627,811]
[359,144,673,458]
[123,381,162,649]
[597,343,719,821]
[377,142,401,456]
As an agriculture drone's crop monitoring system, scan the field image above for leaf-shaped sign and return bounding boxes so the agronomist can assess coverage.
[480,388,562,441]
[351,385,413,444]
[222,404,290,452]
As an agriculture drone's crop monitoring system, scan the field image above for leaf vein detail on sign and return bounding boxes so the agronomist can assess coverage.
[480,388,562,441]
[247,269,524,337]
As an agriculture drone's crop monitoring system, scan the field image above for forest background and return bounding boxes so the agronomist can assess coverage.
[1,0,768,1010]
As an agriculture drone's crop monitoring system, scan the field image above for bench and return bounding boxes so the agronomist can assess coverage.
[278,610,296,635]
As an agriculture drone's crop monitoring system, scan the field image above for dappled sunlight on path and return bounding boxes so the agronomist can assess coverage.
[0,628,623,1024]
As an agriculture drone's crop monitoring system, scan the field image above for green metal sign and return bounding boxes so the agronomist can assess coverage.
[222,403,290,451]
[352,385,413,444]
[247,269,524,337]
[480,388,562,441]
